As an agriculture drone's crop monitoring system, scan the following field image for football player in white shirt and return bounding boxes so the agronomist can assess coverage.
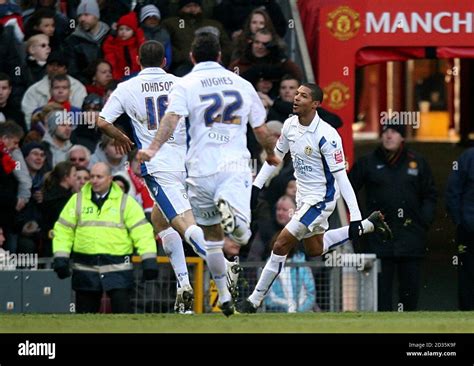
[97,41,197,314]
[238,83,393,313]
[138,33,279,316]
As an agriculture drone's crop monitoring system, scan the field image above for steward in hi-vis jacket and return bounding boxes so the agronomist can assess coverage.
[52,162,158,313]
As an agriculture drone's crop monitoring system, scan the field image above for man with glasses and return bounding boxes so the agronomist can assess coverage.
[67,145,91,169]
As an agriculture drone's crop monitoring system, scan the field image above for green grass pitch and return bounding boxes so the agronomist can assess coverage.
[1,312,474,333]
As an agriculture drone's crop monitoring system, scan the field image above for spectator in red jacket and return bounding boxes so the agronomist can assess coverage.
[103,12,145,81]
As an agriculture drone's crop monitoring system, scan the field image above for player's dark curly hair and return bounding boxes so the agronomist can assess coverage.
[191,33,221,63]
[301,83,323,103]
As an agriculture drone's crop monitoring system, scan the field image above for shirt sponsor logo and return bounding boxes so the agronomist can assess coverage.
[334,150,344,164]
[295,156,313,174]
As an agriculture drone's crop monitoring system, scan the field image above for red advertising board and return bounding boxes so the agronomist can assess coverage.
[298,0,474,166]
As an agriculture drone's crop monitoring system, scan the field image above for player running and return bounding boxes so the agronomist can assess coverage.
[138,33,278,316]
[97,40,200,314]
[237,83,393,313]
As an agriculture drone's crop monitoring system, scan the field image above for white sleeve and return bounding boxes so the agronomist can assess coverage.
[319,129,346,173]
[248,86,266,129]
[275,120,291,155]
[99,87,126,124]
[333,169,362,221]
[253,148,286,189]
[166,82,189,117]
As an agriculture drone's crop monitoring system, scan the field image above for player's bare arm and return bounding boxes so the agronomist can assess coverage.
[97,117,134,155]
[138,112,180,162]
[253,124,281,166]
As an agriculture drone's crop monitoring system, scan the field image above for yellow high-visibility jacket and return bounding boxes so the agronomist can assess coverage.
[52,182,157,291]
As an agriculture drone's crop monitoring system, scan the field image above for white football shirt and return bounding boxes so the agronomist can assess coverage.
[165,61,266,177]
[276,112,346,205]
[100,67,186,175]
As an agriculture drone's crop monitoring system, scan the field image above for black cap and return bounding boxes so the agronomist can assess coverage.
[179,0,201,9]
[82,93,103,109]
[21,142,45,157]
[381,119,406,138]
[47,51,68,68]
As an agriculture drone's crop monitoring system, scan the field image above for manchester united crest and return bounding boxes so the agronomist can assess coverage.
[304,146,313,156]
[326,6,361,41]
[323,82,350,110]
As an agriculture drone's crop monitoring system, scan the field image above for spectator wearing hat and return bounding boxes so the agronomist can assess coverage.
[71,93,103,153]
[139,4,172,69]
[41,110,73,170]
[17,142,47,255]
[103,11,145,81]
[63,0,110,84]
[349,119,437,312]
[162,0,232,75]
[21,50,87,129]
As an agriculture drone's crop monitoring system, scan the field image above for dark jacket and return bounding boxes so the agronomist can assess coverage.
[0,24,27,105]
[0,145,19,235]
[41,184,73,257]
[0,99,26,133]
[162,12,232,69]
[25,58,47,86]
[62,22,110,84]
[446,148,474,233]
[349,145,437,258]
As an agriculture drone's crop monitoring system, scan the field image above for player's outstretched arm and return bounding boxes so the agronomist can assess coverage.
[97,117,134,155]
[137,112,180,162]
[251,147,286,210]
